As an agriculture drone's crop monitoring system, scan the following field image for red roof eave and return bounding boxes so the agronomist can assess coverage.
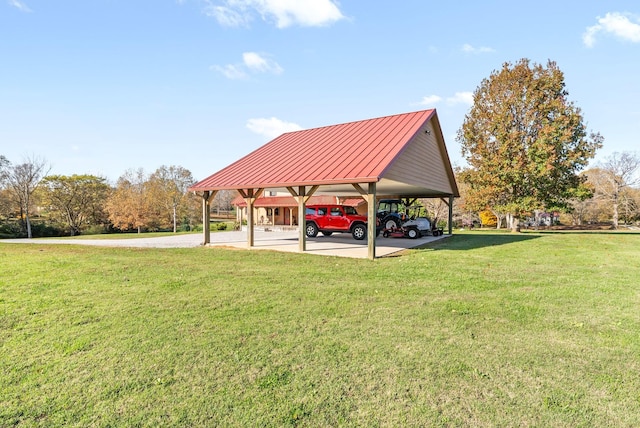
[190,176,380,192]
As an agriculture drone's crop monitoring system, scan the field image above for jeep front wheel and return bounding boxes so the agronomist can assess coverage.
[306,222,318,237]
[352,224,366,240]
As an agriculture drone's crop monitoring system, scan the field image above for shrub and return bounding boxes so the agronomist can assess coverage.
[479,210,497,227]
[30,222,66,238]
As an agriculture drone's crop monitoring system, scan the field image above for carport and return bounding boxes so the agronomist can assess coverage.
[189,109,459,259]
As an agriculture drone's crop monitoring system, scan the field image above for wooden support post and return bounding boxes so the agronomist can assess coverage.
[202,191,211,245]
[297,186,306,252]
[448,195,454,235]
[352,182,377,260]
[247,196,255,247]
[367,182,377,260]
[201,190,217,245]
[351,183,378,260]
[439,195,455,235]
[238,188,264,248]
[287,185,319,253]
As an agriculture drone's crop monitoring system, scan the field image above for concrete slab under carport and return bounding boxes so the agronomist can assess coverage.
[206,229,449,258]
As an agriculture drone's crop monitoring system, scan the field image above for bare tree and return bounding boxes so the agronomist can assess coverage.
[590,152,640,228]
[418,198,448,226]
[212,190,237,217]
[0,155,9,181]
[0,156,11,221]
[4,156,50,238]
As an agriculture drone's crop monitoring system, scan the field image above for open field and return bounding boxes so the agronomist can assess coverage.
[1,231,639,426]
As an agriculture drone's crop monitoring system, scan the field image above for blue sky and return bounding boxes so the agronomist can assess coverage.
[1,0,639,183]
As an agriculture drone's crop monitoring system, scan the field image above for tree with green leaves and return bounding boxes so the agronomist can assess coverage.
[38,174,111,236]
[147,165,195,233]
[457,59,603,231]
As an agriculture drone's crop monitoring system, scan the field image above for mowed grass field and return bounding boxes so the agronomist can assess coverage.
[1,231,639,427]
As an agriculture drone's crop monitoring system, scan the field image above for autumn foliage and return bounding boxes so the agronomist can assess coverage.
[457,59,603,231]
[479,210,497,227]
[105,167,197,233]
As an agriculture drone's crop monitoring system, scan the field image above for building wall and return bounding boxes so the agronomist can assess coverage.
[238,206,299,225]
[383,123,454,194]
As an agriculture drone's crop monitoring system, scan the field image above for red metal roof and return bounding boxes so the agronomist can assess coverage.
[190,110,436,191]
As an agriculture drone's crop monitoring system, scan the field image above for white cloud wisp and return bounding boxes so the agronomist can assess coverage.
[242,52,283,74]
[246,117,303,139]
[418,95,442,106]
[212,52,282,79]
[205,0,345,28]
[416,92,473,107]
[446,92,473,106]
[8,0,31,12]
[462,43,495,54]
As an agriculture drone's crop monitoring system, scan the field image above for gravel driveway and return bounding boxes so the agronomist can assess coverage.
[0,230,298,249]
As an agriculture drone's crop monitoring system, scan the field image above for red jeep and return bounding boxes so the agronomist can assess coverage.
[305,205,369,240]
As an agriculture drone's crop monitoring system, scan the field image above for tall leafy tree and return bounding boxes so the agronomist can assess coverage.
[147,165,195,233]
[457,59,603,231]
[38,174,111,236]
[4,156,50,238]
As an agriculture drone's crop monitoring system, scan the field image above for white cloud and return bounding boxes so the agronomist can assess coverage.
[212,52,282,79]
[205,5,252,27]
[446,92,473,106]
[418,95,442,105]
[462,43,495,54]
[204,0,344,28]
[246,117,303,139]
[210,64,248,79]
[8,0,31,12]
[416,92,473,107]
[583,12,640,47]
[242,52,283,74]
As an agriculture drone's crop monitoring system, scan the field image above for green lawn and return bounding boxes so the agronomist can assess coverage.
[1,231,639,426]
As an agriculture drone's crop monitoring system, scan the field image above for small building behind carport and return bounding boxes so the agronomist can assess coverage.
[231,194,367,226]
[189,109,459,259]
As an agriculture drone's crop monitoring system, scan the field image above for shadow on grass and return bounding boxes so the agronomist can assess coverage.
[532,230,640,236]
[412,232,542,252]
